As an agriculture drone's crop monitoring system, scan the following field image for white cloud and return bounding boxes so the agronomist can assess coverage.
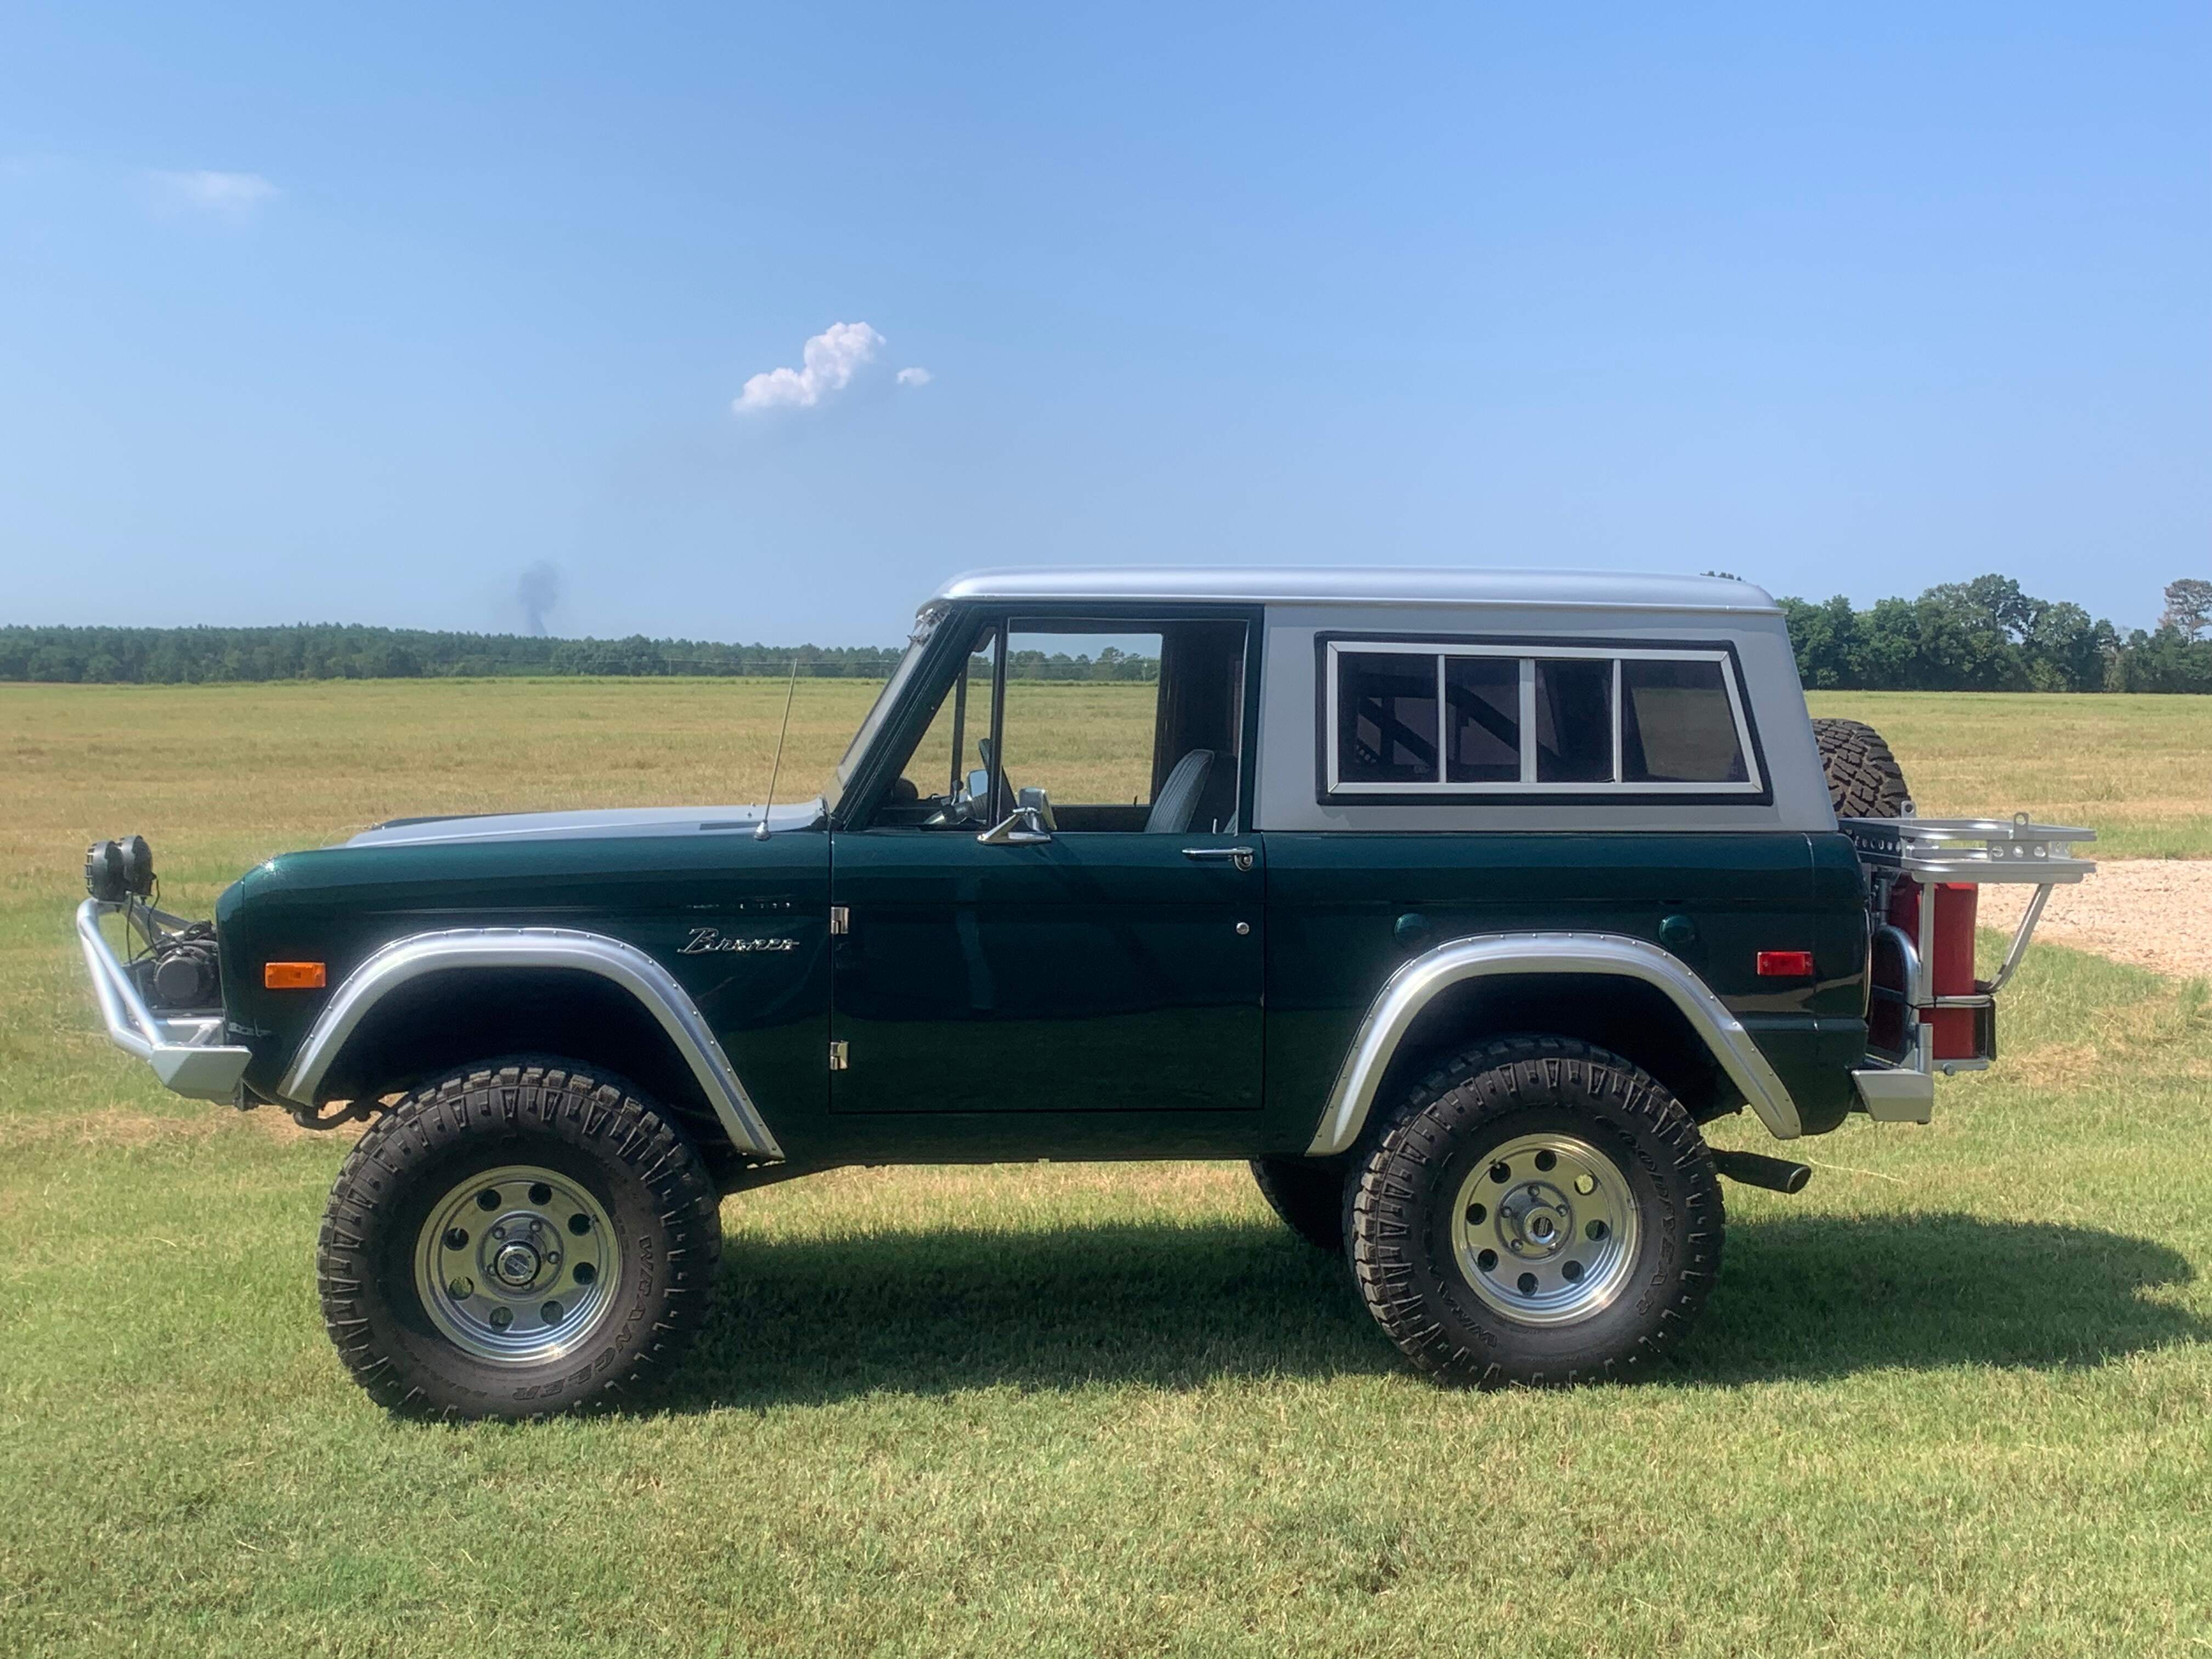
[895,366,932,387]
[733,321,886,414]
[149,169,279,219]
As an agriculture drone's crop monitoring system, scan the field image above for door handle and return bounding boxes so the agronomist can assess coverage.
[1182,846,1256,872]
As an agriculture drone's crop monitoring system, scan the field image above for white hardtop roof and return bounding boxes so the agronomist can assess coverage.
[933,565,1780,615]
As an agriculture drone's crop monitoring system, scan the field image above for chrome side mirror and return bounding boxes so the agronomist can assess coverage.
[1015,785,1058,831]
[977,804,1053,846]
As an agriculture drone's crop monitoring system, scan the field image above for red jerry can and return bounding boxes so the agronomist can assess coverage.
[1885,877,1980,1060]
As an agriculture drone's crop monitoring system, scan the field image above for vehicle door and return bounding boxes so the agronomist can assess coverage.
[829,612,1265,1114]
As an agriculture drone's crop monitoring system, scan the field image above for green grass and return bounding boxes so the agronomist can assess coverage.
[4,680,2212,1656]
[1808,690,2212,858]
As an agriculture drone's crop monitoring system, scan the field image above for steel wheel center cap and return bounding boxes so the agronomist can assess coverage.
[492,1241,541,1286]
[1501,1183,1572,1258]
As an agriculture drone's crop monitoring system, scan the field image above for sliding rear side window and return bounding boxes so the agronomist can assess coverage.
[1323,640,1760,798]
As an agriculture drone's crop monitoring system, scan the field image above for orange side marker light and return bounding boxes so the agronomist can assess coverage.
[264,962,327,990]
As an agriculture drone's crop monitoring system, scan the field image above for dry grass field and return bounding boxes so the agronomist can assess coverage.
[4,679,2211,1657]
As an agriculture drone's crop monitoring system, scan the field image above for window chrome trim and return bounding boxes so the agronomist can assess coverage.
[1324,639,1764,797]
[1304,930,1803,1156]
[275,928,785,1160]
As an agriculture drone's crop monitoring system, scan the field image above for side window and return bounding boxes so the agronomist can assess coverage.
[899,624,997,804]
[1325,641,1757,796]
[871,624,998,826]
[1621,658,1750,783]
[1000,620,1246,833]
[1339,652,1438,783]
[1533,659,1610,782]
[1443,657,1517,782]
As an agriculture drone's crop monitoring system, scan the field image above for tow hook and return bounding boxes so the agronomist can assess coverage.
[1709,1149,1813,1194]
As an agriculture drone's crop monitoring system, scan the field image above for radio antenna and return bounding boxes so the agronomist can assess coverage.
[755,656,803,841]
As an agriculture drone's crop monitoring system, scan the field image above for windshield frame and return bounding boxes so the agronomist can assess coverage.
[831,604,944,794]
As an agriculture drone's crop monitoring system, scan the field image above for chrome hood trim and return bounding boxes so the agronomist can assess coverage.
[343,800,826,849]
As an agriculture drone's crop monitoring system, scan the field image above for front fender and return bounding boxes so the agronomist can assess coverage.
[274,927,785,1160]
[1304,931,1803,1156]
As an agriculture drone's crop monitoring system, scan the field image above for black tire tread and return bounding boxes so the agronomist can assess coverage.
[1811,716,1912,818]
[317,1060,721,1419]
[1347,1035,1723,1386]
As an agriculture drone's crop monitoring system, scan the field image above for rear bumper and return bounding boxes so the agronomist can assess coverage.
[75,899,251,1102]
[1851,1065,1935,1124]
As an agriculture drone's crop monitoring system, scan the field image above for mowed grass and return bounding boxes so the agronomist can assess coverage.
[4,679,2212,1657]
[1808,691,2212,859]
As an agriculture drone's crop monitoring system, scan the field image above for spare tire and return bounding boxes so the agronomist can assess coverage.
[1811,717,1912,818]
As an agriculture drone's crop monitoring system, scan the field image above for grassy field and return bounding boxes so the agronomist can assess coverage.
[4,680,2212,1657]
[1805,691,2212,859]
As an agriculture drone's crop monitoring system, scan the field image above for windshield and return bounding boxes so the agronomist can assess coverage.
[830,605,943,795]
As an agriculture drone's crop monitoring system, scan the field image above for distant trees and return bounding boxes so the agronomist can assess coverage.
[1778,574,2209,693]
[9,579,2212,692]
[2161,579,2212,641]
[0,623,1161,685]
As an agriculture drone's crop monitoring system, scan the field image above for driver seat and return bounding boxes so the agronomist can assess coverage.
[1145,749,1216,834]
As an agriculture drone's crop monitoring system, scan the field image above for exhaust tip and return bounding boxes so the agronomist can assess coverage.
[1709,1149,1813,1195]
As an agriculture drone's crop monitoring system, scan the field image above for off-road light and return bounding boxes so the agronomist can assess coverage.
[83,835,155,902]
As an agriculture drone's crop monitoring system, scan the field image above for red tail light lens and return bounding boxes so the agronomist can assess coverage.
[1757,950,1814,978]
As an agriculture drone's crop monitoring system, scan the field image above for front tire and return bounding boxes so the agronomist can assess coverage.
[1348,1036,1723,1386]
[317,1062,722,1419]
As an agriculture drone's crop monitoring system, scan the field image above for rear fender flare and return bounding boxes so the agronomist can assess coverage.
[1304,930,1803,1156]
[274,927,784,1160]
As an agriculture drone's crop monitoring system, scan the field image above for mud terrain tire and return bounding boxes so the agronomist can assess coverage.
[317,1062,721,1419]
[1347,1036,1723,1386]
[1812,716,1912,817]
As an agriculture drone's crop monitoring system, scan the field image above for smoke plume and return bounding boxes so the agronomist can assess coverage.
[517,560,563,636]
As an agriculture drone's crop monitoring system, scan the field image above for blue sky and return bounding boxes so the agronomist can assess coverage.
[2,3,2205,643]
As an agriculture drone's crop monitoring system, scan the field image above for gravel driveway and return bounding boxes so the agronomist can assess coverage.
[1978,860,2212,981]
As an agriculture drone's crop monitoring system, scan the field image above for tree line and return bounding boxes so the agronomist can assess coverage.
[1776,575,2212,693]
[0,623,1159,684]
[4,577,2208,690]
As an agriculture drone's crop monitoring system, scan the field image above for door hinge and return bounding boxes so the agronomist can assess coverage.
[828,905,850,935]
[828,1039,849,1071]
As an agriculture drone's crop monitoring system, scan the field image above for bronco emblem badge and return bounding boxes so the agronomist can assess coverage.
[679,927,797,955]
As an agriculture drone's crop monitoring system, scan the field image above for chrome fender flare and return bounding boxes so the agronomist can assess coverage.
[1304,930,1803,1156]
[276,927,784,1160]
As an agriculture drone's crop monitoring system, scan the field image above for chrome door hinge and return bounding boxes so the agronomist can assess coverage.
[828,1039,849,1071]
[829,905,850,935]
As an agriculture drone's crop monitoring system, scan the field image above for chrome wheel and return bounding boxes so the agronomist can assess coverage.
[1450,1131,1641,1327]
[412,1164,622,1364]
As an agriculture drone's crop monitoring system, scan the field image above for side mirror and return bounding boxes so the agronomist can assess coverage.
[977,805,1053,847]
[1016,786,1058,831]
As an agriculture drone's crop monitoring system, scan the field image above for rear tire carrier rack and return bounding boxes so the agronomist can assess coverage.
[1843,812,2095,1096]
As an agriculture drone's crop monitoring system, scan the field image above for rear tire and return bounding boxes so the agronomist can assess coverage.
[317,1061,722,1419]
[1348,1036,1723,1386]
[1249,1156,1347,1252]
[1811,716,1912,817]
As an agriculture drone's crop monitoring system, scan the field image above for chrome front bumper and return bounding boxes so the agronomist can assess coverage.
[75,898,251,1102]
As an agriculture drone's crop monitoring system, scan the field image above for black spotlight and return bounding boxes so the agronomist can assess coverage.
[84,836,156,902]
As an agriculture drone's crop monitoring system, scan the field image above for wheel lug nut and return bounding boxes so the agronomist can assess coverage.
[449,1277,473,1299]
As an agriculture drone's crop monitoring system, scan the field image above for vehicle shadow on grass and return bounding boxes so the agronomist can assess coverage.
[658,1211,2202,1410]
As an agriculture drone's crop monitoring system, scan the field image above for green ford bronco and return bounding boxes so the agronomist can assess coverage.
[76,568,2094,1416]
